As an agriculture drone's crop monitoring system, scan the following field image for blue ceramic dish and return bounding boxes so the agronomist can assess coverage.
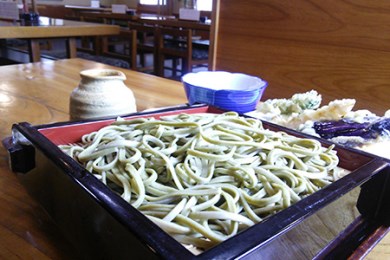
[182,71,267,113]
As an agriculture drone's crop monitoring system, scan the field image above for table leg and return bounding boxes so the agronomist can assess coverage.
[27,39,41,62]
[66,38,77,58]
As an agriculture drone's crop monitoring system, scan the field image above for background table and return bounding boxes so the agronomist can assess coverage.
[0,17,119,62]
[0,58,388,258]
[77,11,210,32]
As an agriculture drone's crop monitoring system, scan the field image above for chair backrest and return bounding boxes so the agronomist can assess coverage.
[157,26,209,76]
[77,14,107,55]
[157,27,193,60]
[156,26,199,77]
[128,22,159,73]
[79,13,106,24]
[211,0,390,114]
[128,22,158,52]
[101,28,137,70]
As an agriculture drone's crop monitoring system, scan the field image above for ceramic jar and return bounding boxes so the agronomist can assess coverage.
[70,69,137,120]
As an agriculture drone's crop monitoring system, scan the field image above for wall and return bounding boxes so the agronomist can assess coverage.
[213,0,390,115]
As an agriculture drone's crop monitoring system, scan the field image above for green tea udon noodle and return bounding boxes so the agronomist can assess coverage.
[60,112,340,250]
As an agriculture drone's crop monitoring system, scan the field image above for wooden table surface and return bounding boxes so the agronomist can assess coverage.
[0,16,119,38]
[0,58,388,258]
[0,17,119,62]
[78,11,211,32]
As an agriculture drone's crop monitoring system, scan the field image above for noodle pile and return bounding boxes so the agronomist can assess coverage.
[60,112,340,250]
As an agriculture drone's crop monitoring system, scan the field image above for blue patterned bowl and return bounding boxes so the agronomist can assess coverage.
[182,71,267,113]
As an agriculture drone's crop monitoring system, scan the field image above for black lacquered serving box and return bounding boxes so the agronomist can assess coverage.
[3,104,390,259]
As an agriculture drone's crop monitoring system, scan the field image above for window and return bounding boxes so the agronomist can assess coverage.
[139,0,167,4]
[197,0,212,11]
[139,0,211,11]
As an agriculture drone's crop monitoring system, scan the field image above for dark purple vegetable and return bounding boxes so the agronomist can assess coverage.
[314,120,376,139]
[314,117,390,140]
[371,118,390,136]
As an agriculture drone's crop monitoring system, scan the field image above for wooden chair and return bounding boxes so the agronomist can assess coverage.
[101,28,137,70]
[156,26,209,79]
[128,22,159,74]
[78,14,105,55]
[78,14,137,69]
